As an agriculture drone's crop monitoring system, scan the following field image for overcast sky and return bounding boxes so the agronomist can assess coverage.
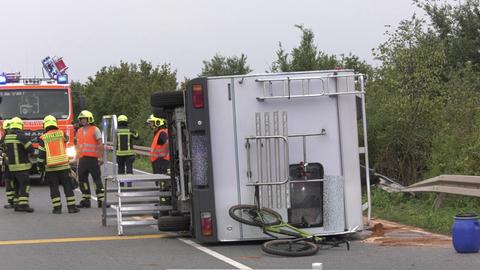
[0,0,423,84]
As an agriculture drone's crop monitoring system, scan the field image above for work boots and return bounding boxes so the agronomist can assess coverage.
[14,204,35,213]
[76,200,91,208]
[4,202,14,209]
[52,206,62,214]
[67,205,80,213]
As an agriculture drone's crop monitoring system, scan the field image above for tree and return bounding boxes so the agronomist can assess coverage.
[271,25,339,72]
[367,1,480,184]
[367,15,447,185]
[418,0,480,70]
[201,54,252,76]
[70,81,84,117]
[81,60,177,145]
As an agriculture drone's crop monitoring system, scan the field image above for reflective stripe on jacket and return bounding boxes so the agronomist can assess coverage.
[150,128,169,162]
[40,130,69,167]
[4,133,32,172]
[116,128,135,156]
[77,126,99,158]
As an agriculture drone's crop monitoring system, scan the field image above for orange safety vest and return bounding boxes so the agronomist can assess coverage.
[150,128,169,162]
[40,130,69,167]
[77,125,99,158]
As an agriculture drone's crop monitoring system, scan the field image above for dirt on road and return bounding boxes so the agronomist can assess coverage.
[362,219,451,247]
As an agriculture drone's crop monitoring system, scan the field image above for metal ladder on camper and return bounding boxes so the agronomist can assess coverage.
[101,115,173,235]
[245,111,291,210]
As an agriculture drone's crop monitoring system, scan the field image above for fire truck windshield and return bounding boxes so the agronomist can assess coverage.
[0,89,69,120]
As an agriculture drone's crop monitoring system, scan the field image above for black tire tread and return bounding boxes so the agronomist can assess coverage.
[151,91,184,108]
[157,215,190,231]
[262,239,319,257]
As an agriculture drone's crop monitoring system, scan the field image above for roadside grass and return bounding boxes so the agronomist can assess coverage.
[369,187,480,235]
[133,155,152,173]
[105,150,152,173]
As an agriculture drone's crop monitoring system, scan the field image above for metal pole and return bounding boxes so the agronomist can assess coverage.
[360,76,372,224]
[111,115,117,179]
[176,116,186,201]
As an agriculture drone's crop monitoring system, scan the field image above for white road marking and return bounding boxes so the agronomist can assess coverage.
[106,160,251,270]
[178,238,252,270]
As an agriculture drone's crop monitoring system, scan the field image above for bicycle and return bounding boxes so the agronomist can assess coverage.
[229,177,351,257]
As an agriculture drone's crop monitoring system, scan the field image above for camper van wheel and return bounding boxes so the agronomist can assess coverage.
[229,204,282,227]
[151,91,184,109]
[157,215,190,231]
[261,239,319,257]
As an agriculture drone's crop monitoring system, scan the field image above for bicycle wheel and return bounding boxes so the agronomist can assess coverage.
[229,204,282,227]
[262,239,319,257]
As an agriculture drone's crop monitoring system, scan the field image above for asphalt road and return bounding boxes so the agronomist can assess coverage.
[0,163,478,270]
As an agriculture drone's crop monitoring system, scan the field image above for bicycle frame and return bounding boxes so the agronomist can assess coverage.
[263,221,323,243]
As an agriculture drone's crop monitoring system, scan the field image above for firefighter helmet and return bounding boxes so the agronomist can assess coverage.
[2,119,10,130]
[9,117,23,130]
[146,114,165,128]
[78,110,94,123]
[118,115,128,123]
[43,115,58,129]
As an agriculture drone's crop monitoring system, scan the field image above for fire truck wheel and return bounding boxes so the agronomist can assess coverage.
[157,215,190,231]
[151,91,184,109]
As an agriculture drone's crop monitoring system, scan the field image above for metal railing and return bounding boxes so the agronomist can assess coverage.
[401,175,480,197]
[104,142,150,157]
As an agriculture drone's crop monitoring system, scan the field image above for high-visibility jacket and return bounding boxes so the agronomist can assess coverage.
[4,130,33,172]
[150,128,169,162]
[77,125,99,158]
[39,130,69,167]
[116,128,139,156]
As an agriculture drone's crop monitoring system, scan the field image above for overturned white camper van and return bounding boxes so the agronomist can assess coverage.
[150,70,371,243]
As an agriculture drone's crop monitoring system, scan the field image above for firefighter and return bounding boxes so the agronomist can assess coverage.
[3,117,34,212]
[0,120,7,186]
[75,110,104,208]
[146,114,171,218]
[1,120,15,209]
[146,114,170,175]
[37,115,80,214]
[116,115,139,187]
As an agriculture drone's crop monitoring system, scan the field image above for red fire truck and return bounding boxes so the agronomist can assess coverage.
[0,57,76,176]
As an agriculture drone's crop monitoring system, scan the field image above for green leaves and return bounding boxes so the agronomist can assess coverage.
[368,1,480,185]
[271,25,339,72]
[201,54,252,76]
[79,60,177,145]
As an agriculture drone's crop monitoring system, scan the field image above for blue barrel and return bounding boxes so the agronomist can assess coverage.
[452,214,480,253]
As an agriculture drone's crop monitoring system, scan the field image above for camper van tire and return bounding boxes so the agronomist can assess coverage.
[261,239,319,257]
[150,91,184,109]
[229,204,282,227]
[157,215,190,231]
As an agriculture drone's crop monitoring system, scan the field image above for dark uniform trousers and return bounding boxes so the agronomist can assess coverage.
[78,156,104,204]
[152,158,169,175]
[2,167,15,206]
[117,155,135,174]
[10,170,30,207]
[152,158,170,211]
[46,169,76,208]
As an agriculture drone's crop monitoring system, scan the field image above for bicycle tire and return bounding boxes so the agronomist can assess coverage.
[262,239,319,257]
[229,204,282,227]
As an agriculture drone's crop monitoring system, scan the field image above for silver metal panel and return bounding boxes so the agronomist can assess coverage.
[233,73,343,239]
[323,175,345,231]
[336,75,363,230]
[206,78,243,241]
